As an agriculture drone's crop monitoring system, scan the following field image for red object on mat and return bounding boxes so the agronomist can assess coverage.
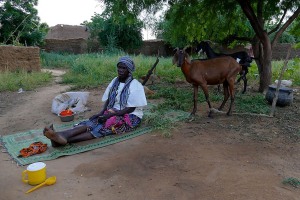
[19,142,48,158]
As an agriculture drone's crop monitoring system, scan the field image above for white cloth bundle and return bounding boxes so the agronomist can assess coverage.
[51,92,90,115]
[275,80,292,87]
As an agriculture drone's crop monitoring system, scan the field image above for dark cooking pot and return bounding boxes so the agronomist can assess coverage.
[265,84,293,107]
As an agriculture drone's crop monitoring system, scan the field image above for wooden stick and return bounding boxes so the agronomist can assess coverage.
[269,46,292,117]
[142,57,159,86]
[210,108,272,117]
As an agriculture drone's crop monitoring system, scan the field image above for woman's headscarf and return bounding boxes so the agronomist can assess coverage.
[107,56,135,110]
[117,56,135,74]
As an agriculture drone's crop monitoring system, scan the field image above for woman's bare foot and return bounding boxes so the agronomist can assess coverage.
[46,124,62,147]
[50,140,63,147]
[43,126,67,146]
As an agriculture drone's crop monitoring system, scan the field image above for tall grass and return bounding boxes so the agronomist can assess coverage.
[1,52,298,93]
[41,51,183,88]
[245,58,300,86]
[40,52,78,69]
[0,70,52,91]
[272,57,300,85]
[40,51,300,89]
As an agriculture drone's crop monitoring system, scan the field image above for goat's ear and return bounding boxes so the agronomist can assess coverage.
[173,47,179,53]
[184,46,192,55]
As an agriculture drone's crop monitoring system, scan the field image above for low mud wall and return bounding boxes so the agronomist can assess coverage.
[42,38,299,59]
[206,43,299,60]
[272,43,300,60]
[0,46,41,72]
[43,38,87,54]
[129,40,174,57]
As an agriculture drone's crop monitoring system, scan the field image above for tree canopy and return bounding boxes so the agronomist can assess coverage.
[84,4,143,52]
[0,0,48,46]
[97,0,300,92]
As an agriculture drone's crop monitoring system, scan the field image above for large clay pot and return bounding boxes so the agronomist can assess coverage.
[265,84,293,107]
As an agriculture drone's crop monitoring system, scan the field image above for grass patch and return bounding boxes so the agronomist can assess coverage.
[147,84,270,115]
[143,110,175,137]
[0,70,52,92]
[282,177,300,188]
[235,93,270,114]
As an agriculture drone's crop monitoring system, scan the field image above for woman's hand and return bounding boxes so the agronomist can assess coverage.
[97,114,114,123]
[97,115,108,123]
[89,114,100,121]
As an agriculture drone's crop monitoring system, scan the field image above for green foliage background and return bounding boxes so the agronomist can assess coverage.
[83,11,143,52]
[0,0,49,46]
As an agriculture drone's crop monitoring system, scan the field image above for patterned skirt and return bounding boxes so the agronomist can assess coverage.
[78,114,141,138]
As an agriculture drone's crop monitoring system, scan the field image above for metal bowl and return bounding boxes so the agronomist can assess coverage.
[59,114,74,122]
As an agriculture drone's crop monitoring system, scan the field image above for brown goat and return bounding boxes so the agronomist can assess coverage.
[172,48,242,117]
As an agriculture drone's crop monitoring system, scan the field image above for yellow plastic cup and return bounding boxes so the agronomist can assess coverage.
[22,162,47,185]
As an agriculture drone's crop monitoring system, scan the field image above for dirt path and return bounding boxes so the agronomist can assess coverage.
[1,70,300,200]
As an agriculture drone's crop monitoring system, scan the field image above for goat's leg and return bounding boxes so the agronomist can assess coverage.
[236,74,242,83]
[218,82,229,111]
[191,85,198,116]
[199,84,212,117]
[242,75,247,94]
[236,66,248,94]
[242,67,249,94]
[227,80,236,116]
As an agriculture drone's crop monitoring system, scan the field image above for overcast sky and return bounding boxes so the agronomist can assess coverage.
[35,0,155,40]
[36,0,103,26]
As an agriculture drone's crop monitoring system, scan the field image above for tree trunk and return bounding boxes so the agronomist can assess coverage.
[259,32,272,92]
[252,32,272,92]
[259,54,272,92]
[252,36,262,74]
[237,0,273,93]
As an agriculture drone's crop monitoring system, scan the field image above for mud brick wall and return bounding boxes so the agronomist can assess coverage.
[221,43,300,60]
[133,41,300,58]
[128,39,174,57]
[43,38,87,54]
[0,46,41,72]
[42,37,300,60]
[272,43,300,60]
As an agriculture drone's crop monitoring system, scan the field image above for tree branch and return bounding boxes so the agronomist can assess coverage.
[272,7,300,48]
[257,0,263,25]
[210,108,272,118]
[142,57,159,86]
[268,8,287,35]
[270,45,291,117]
[236,0,265,39]
[222,34,252,44]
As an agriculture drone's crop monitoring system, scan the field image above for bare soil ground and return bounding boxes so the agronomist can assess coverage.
[1,69,300,200]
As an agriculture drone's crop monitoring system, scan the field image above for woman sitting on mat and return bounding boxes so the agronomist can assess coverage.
[43,56,147,147]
